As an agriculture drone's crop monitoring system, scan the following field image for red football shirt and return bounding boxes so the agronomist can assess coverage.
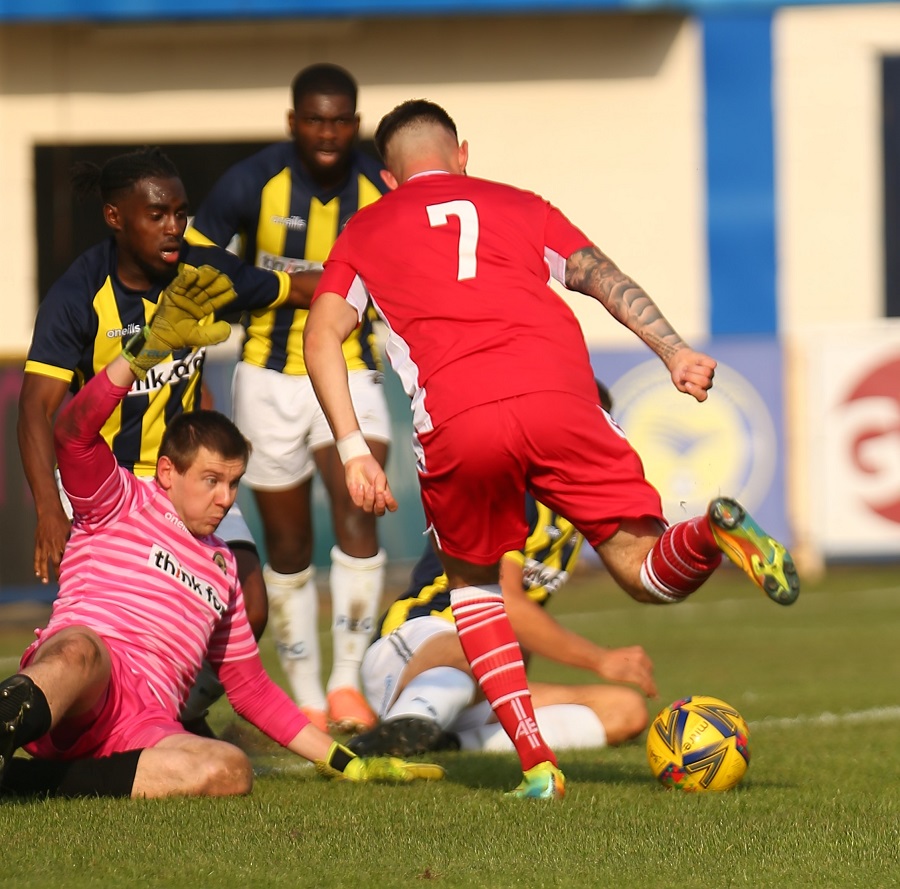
[316,172,598,431]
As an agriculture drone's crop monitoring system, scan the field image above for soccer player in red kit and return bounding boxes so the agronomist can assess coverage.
[303,99,799,800]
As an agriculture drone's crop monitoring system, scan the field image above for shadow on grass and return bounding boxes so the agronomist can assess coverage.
[427,750,650,791]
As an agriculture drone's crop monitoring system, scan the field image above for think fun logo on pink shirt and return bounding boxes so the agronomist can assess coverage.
[148,544,226,616]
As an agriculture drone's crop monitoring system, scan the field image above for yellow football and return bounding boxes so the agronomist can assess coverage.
[646,695,751,792]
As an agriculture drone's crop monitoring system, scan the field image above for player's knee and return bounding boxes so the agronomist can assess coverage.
[623,693,650,739]
[333,508,378,552]
[242,577,269,639]
[244,599,268,640]
[200,745,254,796]
[609,690,650,744]
[33,627,107,678]
[266,537,313,575]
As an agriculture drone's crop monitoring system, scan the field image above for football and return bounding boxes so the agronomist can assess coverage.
[646,695,751,791]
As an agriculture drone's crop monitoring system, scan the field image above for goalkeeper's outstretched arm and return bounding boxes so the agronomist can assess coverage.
[219,655,445,784]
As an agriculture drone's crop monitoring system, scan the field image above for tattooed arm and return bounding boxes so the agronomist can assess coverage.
[565,245,716,402]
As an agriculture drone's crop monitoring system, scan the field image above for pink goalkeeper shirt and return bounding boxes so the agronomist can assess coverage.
[315,172,599,433]
[37,368,307,747]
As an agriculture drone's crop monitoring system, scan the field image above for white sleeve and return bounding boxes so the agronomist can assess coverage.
[345,274,372,322]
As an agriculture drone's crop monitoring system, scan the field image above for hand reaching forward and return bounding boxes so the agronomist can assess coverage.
[345,454,398,516]
[315,742,445,783]
[595,645,657,698]
[669,349,717,402]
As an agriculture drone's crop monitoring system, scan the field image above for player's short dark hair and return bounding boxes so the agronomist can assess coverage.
[373,99,458,162]
[159,410,250,473]
[71,147,181,203]
[291,63,358,110]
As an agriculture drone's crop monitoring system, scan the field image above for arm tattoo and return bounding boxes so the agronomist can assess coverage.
[565,246,687,363]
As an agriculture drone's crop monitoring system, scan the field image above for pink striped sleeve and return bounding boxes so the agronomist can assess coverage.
[218,655,310,747]
[54,368,129,500]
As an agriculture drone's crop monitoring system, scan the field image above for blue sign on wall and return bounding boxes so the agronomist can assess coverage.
[592,335,788,546]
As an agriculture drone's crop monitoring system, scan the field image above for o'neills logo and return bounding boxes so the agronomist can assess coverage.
[271,214,307,230]
[107,322,143,339]
[148,544,225,615]
[164,511,188,532]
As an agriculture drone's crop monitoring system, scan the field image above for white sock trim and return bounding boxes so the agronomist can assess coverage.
[448,585,503,606]
[329,546,387,570]
[263,563,316,588]
[640,558,685,604]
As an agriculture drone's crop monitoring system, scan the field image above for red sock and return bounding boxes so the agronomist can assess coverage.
[641,515,722,602]
[450,585,556,770]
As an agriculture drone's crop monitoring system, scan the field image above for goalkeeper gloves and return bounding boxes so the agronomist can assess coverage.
[315,741,445,784]
[123,263,237,380]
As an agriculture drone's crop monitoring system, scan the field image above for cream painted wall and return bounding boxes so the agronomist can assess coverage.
[4,10,899,356]
[0,13,705,358]
[773,6,900,569]
[775,4,900,332]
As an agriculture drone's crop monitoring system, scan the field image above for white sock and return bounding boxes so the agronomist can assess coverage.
[179,660,224,722]
[264,563,326,712]
[455,703,608,752]
[326,546,386,692]
[386,667,477,729]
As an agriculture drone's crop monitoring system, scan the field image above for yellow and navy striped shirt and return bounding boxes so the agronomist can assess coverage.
[187,142,387,375]
[24,238,289,476]
[375,496,583,639]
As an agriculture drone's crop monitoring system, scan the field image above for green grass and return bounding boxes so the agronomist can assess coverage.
[1,563,899,888]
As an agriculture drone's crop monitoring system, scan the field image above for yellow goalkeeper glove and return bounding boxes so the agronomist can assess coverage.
[123,263,237,380]
[315,741,445,783]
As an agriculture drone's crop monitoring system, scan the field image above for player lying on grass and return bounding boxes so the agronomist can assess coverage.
[303,99,800,800]
[349,490,654,760]
[0,266,443,799]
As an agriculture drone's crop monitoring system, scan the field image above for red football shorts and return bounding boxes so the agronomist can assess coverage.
[416,390,665,565]
[21,632,189,760]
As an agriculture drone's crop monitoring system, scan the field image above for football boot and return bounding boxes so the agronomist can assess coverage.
[709,497,800,605]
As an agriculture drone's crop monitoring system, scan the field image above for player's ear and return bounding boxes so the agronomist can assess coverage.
[156,455,175,490]
[287,109,296,138]
[458,140,469,175]
[380,168,399,191]
[104,202,122,232]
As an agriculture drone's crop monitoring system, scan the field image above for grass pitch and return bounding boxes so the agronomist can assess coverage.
[0,562,898,888]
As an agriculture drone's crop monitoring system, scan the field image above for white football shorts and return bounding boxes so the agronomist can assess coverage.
[232,361,392,491]
[360,616,458,718]
[360,616,495,733]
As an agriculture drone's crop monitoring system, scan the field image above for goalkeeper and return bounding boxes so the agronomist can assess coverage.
[0,269,443,799]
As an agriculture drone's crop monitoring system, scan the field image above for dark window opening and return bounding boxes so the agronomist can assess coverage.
[33,139,378,300]
[882,57,900,316]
